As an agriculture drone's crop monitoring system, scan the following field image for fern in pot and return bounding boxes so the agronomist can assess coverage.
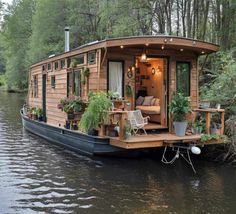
[169,92,191,136]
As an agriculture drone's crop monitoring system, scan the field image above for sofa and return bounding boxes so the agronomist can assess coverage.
[136,96,161,123]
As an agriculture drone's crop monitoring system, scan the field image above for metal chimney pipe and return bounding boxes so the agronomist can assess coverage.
[64,27,70,52]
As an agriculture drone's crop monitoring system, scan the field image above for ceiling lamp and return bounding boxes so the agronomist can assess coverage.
[140,49,147,62]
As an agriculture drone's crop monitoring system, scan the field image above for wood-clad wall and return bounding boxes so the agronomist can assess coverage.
[28,49,101,127]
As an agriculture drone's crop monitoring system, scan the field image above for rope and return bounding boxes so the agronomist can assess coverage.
[161,145,197,174]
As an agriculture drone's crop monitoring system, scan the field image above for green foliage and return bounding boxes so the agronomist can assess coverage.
[79,92,112,132]
[169,92,191,122]
[60,97,84,113]
[125,84,133,97]
[0,75,6,87]
[35,107,43,118]
[81,68,90,85]
[2,0,35,90]
[200,134,220,142]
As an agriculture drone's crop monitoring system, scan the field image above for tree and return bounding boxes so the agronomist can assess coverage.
[1,0,35,89]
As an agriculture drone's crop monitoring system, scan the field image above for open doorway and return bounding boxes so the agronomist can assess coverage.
[135,57,168,129]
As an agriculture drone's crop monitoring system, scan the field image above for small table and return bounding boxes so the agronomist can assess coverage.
[108,110,129,140]
[193,108,225,134]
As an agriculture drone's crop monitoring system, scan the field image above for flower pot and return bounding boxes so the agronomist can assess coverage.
[88,129,98,136]
[38,116,43,121]
[67,112,74,120]
[173,121,188,137]
[210,128,221,135]
[64,121,70,129]
[200,101,210,109]
[192,127,202,135]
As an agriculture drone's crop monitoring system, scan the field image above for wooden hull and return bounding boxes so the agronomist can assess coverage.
[20,109,128,156]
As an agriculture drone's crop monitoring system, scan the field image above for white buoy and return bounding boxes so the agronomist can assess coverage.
[191,146,201,155]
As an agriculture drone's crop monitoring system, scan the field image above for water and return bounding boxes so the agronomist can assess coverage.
[0,92,236,214]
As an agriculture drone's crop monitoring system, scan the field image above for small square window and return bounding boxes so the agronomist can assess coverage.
[51,76,56,88]
[88,51,96,64]
[54,61,59,70]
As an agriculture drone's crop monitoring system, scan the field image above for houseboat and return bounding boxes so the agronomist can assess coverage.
[21,34,225,159]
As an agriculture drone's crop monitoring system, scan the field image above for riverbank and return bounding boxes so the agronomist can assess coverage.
[0,86,27,93]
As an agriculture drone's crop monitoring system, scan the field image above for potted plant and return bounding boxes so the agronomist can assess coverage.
[169,92,191,137]
[59,97,85,119]
[210,122,222,134]
[192,120,203,134]
[124,123,132,139]
[30,107,37,120]
[79,92,112,135]
[35,107,43,121]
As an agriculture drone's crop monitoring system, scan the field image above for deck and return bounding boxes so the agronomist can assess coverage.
[109,133,223,149]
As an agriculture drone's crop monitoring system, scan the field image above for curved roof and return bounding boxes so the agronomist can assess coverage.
[31,35,219,68]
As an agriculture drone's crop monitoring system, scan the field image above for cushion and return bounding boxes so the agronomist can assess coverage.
[155,98,160,106]
[136,96,144,106]
[151,98,156,106]
[142,96,154,106]
[136,105,161,114]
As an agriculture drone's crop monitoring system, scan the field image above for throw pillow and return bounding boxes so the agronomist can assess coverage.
[151,98,156,106]
[136,96,144,106]
[155,98,160,106]
[142,96,154,106]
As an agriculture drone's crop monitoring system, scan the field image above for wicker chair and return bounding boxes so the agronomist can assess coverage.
[127,110,149,135]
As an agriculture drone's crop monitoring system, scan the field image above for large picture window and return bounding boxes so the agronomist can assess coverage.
[176,62,190,96]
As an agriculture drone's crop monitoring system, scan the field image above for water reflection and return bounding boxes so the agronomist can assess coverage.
[0,91,236,213]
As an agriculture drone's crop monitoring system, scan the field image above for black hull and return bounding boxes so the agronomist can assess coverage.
[20,109,127,156]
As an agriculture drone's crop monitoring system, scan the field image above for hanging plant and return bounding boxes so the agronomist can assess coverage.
[81,68,90,85]
[83,68,90,77]
[126,84,133,97]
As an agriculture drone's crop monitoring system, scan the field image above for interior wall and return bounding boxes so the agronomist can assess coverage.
[136,58,164,100]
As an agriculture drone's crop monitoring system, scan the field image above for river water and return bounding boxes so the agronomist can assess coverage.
[0,92,236,214]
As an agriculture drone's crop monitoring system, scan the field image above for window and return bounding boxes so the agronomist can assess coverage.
[67,70,81,97]
[74,70,81,96]
[54,61,59,70]
[47,63,52,71]
[42,65,46,71]
[108,61,123,97]
[67,58,71,68]
[51,76,56,88]
[76,54,85,65]
[32,75,38,97]
[88,51,96,64]
[176,62,190,96]
[70,55,85,68]
[60,59,65,69]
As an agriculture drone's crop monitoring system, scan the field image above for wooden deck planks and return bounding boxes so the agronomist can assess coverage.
[109,133,202,149]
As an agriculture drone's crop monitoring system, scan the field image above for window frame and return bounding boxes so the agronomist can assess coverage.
[54,61,59,70]
[88,51,96,65]
[51,75,56,88]
[176,61,191,96]
[32,75,38,98]
[47,63,52,71]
